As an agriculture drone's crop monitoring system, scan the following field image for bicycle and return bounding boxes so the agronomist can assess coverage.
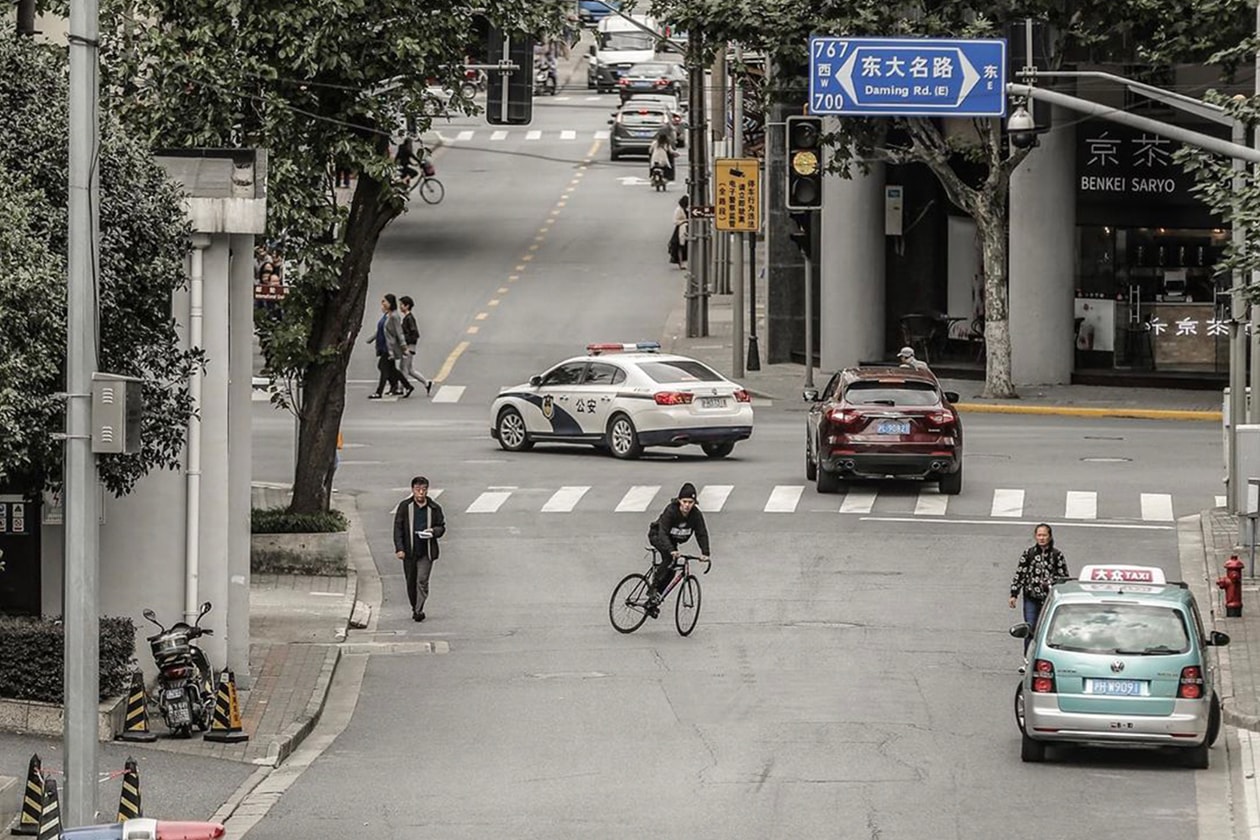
[403,158,445,205]
[609,550,710,636]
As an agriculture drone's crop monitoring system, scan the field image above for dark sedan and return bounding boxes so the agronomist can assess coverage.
[617,61,688,103]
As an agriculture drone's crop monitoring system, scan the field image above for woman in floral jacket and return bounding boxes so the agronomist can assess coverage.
[1008,523,1069,656]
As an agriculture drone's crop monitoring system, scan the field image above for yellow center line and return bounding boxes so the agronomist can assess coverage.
[522,254,534,261]
[466,325,480,334]
[534,235,545,242]
[488,299,500,306]
[508,275,520,281]
[550,210,561,216]
[497,287,509,293]
[515,264,526,271]
[529,244,539,252]
[538,227,549,233]
[433,340,469,383]
[475,312,488,320]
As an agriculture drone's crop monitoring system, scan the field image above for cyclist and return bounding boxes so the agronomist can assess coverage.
[645,482,710,617]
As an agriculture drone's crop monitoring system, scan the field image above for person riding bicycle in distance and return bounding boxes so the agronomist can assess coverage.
[646,482,710,617]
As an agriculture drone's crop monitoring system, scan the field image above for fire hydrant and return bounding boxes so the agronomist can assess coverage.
[1218,555,1245,618]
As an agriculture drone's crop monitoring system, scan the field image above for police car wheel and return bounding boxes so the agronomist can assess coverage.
[496,408,534,452]
[607,414,642,459]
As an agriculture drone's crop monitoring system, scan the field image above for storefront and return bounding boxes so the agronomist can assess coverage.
[1074,119,1229,374]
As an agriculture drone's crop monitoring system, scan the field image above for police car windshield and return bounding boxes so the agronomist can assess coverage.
[639,360,724,383]
[1045,604,1190,655]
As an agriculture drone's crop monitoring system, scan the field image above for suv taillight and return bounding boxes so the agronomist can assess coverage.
[928,410,956,427]
[654,391,694,406]
[1031,659,1056,693]
[733,389,751,403]
[1178,665,1204,699]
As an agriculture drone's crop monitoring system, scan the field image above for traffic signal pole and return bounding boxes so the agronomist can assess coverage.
[685,29,709,337]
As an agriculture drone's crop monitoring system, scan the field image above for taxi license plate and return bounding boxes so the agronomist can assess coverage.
[700,397,726,409]
[1086,678,1145,696]
[876,421,910,435]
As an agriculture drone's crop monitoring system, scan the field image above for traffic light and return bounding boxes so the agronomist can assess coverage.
[788,212,812,258]
[486,29,534,125]
[785,115,823,211]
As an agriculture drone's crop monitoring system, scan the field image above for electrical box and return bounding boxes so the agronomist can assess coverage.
[92,372,143,454]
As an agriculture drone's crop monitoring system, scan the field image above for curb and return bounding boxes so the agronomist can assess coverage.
[1198,509,1260,734]
[953,403,1220,421]
[265,645,341,767]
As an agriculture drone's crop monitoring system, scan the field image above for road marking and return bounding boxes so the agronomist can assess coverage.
[862,516,1174,531]
[526,130,541,140]
[490,130,507,140]
[553,96,571,101]
[765,485,802,513]
[466,325,479,334]
[616,485,660,512]
[586,140,600,157]
[433,340,469,383]
[1239,728,1260,838]
[585,96,601,101]
[431,385,464,403]
[542,485,590,512]
[475,312,488,320]
[467,491,511,513]
[914,486,948,516]
[698,484,732,512]
[1064,490,1097,520]
[488,299,500,306]
[991,488,1024,518]
[594,130,610,139]
[455,130,473,141]
[560,130,576,140]
[1216,494,1227,507]
[839,488,876,514]
[1140,492,1174,521]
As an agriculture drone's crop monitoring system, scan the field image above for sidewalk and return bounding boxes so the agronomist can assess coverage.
[1200,510,1260,732]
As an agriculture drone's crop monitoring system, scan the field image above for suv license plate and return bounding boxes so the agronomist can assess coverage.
[876,421,910,435]
[700,397,726,408]
[1087,678,1145,696]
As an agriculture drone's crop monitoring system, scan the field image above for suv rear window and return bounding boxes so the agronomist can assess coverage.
[843,380,939,407]
[1045,604,1190,655]
[639,360,724,383]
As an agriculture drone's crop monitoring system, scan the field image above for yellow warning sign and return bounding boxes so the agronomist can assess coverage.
[714,157,761,232]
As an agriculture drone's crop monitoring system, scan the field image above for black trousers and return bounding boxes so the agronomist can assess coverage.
[375,353,406,395]
[403,554,434,614]
[649,549,679,595]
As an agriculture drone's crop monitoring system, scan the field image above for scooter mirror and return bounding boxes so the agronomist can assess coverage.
[142,609,157,622]
[199,601,213,616]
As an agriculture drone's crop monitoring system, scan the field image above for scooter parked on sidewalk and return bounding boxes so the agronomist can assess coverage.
[143,601,216,737]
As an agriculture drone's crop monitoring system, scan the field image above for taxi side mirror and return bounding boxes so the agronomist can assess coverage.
[529,375,542,387]
[943,390,960,404]
[803,388,819,402]
[1208,630,1231,647]
[1008,622,1031,639]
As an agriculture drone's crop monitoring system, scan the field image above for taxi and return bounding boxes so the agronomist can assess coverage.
[1011,564,1228,768]
[490,342,754,459]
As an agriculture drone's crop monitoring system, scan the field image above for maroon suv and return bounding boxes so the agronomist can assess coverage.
[804,367,963,494]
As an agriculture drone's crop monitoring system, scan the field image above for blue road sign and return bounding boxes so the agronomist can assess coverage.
[809,37,1007,117]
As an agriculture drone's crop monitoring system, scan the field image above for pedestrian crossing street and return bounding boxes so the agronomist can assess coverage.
[401,484,1227,524]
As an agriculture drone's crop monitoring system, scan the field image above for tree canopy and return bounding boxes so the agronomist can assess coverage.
[0,36,198,497]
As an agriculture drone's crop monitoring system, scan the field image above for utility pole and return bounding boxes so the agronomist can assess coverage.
[1250,0,1260,425]
[731,42,745,378]
[65,0,102,825]
[685,28,710,337]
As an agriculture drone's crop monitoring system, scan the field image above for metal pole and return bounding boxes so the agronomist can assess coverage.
[804,249,814,388]
[66,0,102,824]
[731,43,745,378]
[684,30,710,337]
[1251,4,1260,424]
[499,36,510,125]
[16,0,36,35]
[747,235,760,370]
[1232,118,1248,513]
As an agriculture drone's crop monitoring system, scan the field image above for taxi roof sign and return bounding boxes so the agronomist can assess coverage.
[1078,564,1166,585]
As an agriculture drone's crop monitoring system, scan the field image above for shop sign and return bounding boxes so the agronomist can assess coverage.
[1076,122,1202,206]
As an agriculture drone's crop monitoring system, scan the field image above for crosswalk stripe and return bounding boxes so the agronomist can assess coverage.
[594,130,610,139]
[490,130,507,140]
[431,385,464,403]
[1217,494,1228,508]
[560,130,576,140]
[1140,492,1174,521]
[698,485,732,512]
[765,485,802,513]
[1064,491,1097,520]
[914,487,948,516]
[542,485,590,512]
[455,130,474,141]
[839,488,876,514]
[467,491,511,513]
[616,485,660,512]
[429,488,444,499]
[991,488,1024,518]
[525,130,542,140]
[553,96,572,101]
[585,96,602,101]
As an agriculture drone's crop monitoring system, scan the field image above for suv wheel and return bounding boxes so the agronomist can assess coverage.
[805,447,817,481]
[939,463,962,495]
[816,466,840,494]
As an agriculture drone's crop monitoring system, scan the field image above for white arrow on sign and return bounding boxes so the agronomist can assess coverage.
[837,46,981,109]
[617,176,650,186]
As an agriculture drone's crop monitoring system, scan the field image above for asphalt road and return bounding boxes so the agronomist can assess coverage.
[244,89,1236,838]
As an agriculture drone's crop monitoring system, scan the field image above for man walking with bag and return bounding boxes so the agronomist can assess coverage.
[393,476,446,621]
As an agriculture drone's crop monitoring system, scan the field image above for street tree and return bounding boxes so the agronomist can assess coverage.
[101,0,564,514]
[652,0,1252,397]
[0,36,199,498]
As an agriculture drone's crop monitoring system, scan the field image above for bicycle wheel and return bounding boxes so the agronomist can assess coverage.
[674,574,701,636]
[609,573,651,634]
[419,177,445,205]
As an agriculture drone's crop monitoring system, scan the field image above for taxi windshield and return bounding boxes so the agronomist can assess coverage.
[1045,603,1190,655]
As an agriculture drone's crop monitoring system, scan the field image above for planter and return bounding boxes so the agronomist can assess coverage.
[0,694,127,740]
[251,531,348,575]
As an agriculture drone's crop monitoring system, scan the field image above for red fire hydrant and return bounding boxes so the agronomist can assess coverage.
[1218,555,1245,618]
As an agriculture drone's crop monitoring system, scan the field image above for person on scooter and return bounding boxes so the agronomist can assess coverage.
[648,129,675,187]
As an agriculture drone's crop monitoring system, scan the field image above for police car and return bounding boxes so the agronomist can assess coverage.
[1011,564,1229,768]
[490,342,754,459]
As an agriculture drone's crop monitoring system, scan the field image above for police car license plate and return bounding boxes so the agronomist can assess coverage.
[700,397,726,408]
[1086,678,1145,696]
[876,421,910,435]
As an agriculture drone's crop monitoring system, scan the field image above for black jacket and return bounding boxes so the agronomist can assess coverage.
[402,311,420,346]
[649,499,710,558]
[393,497,446,560]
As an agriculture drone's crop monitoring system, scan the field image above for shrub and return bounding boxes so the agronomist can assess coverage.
[0,615,135,703]
[251,506,348,534]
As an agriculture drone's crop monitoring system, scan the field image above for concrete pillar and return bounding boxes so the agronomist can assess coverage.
[227,234,255,685]
[1009,104,1076,385]
[820,161,886,370]
[198,240,230,669]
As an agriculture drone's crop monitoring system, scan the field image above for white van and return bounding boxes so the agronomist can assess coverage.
[587,14,659,93]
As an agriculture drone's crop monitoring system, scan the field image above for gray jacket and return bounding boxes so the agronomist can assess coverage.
[384,311,407,360]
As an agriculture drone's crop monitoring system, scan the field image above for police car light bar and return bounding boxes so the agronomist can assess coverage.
[586,342,661,355]
[1078,564,1166,585]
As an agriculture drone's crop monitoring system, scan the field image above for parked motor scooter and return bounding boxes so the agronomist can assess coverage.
[143,601,216,737]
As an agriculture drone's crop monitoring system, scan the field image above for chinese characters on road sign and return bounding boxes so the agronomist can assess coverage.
[714,158,761,233]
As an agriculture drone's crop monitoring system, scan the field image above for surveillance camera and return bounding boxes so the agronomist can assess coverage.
[1007,105,1038,149]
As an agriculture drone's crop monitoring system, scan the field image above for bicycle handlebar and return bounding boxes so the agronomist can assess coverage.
[675,554,712,574]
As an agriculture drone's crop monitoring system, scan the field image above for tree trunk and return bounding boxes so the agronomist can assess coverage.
[977,200,1015,398]
[289,175,400,514]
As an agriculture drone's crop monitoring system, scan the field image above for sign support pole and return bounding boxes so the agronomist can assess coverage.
[731,44,745,378]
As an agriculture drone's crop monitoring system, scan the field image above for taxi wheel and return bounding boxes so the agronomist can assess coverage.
[1208,691,1222,747]
[607,414,643,459]
[1185,741,1210,769]
[496,408,534,452]
[701,442,734,459]
[1015,684,1046,762]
